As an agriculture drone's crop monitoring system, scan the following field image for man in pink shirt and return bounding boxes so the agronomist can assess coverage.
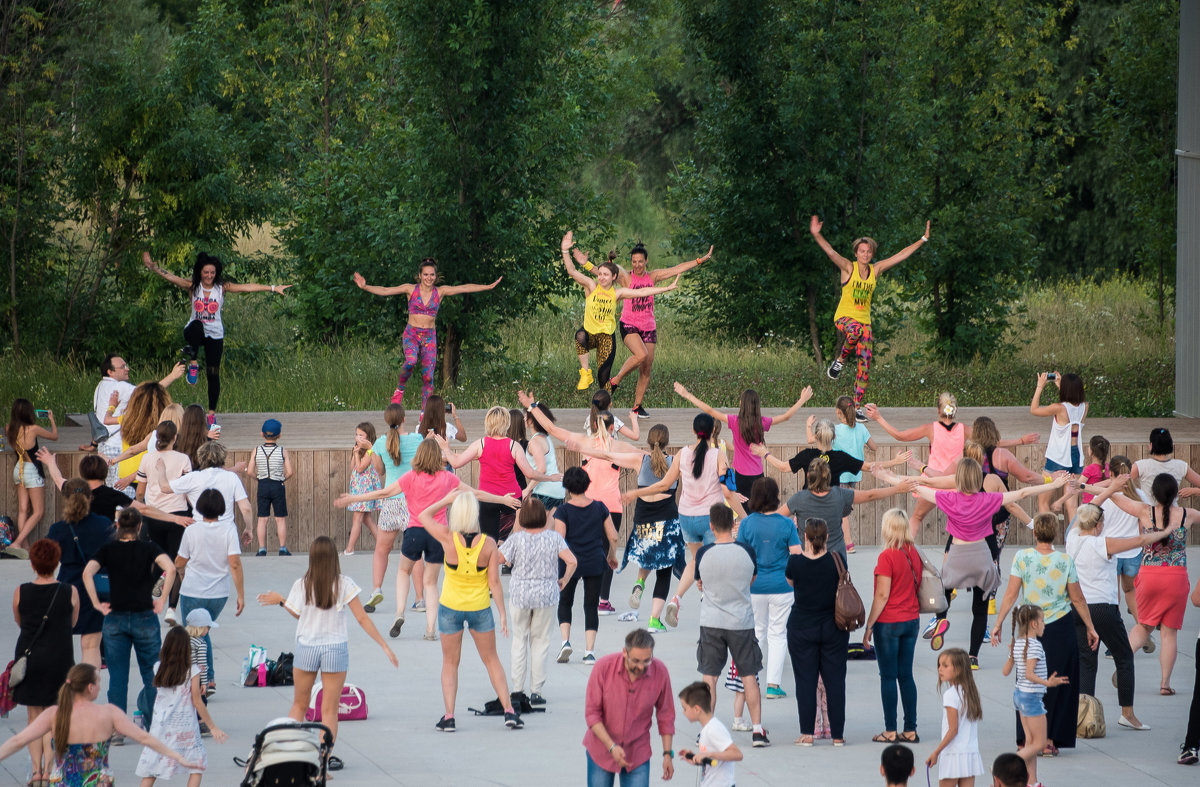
[584,629,676,785]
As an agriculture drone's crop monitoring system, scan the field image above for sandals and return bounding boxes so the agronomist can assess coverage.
[872,732,899,743]
[1161,686,1176,696]
[328,755,344,771]
[795,735,814,747]
[1039,743,1059,757]
[900,732,920,743]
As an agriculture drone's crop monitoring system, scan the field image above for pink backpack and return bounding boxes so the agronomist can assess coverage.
[304,683,368,722]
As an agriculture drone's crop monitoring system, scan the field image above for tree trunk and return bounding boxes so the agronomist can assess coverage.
[806,282,824,367]
[441,324,462,388]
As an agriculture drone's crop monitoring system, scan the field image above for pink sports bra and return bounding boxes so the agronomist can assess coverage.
[408,286,441,318]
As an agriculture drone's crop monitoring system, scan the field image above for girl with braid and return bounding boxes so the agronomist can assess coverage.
[353,259,502,409]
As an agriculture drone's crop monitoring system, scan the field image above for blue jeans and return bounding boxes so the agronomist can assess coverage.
[180,595,227,685]
[102,610,162,713]
[873,617,919,733]
[586,752,650,787]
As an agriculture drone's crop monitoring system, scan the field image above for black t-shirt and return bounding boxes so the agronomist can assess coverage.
[554,500,611,577]
[90,485,131,521]
[785,552,839,628]
[93,539,164,612]
[787,448,863,488]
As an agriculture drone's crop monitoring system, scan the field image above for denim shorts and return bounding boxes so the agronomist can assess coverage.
[1013,688,1046,717]
[438,604,495,635]
[1116,556,1142,578]
[678,514,715,545]
[1044,451,1082,475]
[294,640,350,673]
[12,460,44,489]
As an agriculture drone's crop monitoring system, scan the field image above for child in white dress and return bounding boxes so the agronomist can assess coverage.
[925,648,984,787]
[136,626,227,786]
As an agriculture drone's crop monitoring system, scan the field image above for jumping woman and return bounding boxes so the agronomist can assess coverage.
[353,259,501,409]
[809,215,930,421]
[143,251,291,421]
[560,232,681,392]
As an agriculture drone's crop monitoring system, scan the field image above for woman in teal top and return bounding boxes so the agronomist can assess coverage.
[364,404,425,616]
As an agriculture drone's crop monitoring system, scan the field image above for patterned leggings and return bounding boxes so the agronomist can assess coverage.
[395,325,436,408]
[574,329,617,388]
[834,316,873,407]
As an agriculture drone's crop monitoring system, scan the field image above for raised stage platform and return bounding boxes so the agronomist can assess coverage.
[7,407,1198,548]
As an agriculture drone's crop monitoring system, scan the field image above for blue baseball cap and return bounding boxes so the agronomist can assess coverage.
[262,418,282,436]
[184,608,219,629]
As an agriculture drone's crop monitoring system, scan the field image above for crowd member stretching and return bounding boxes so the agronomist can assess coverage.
[361,404,422,616]
[603,242,713,417]
[143,250,291,419]
[809,215,930,420]
[560,231,681,391]
[1030,372,1088,519]
[673,382,812,498]
[553,467,620,665]
[353,260,501,408]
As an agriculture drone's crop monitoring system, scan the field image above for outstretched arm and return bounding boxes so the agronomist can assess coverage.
[1030,372,1062,417]
[616,275,681,300]
[352,271,413,297]
[650,246,713,282]
[808,215,851,275]
[440,278,503,297]
[873,220,930,275]
[142,252,191,289]
[769,385,814,425]
[561,232,595,290]
[864,404,931,443]
[672,382,729,424]
[517,390,587,445]
[224,281,292,294]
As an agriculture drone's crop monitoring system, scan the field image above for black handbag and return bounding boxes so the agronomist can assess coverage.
[8,582,64,687]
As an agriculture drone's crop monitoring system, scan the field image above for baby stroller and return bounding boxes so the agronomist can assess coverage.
[237,718,333,786]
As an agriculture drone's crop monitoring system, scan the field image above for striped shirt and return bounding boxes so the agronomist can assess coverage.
[254,443,286,480]
[1013,637,1047,694]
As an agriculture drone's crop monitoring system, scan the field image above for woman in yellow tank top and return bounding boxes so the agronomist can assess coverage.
[810,216,931,420]
[417,489,526,731]
[561,231,683,392]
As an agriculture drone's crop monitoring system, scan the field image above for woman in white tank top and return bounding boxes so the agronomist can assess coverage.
[1031,372,1088,522]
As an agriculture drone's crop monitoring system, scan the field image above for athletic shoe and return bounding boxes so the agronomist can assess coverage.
[855,407,868,423]
[256,548,267,557]
[186,361,200,385]
[577,368,594,390]
[921,616,942,639]
[827,359,844,380]
[1179,745,1199,765]
[110,733,126,746]
[753,730,771,748]
[1143,633,1157,654]
[422,631,437,641]
[629,580,645,609]
[389,616,404,638]
[199,721,211,737]
[633,405,650,419]
[557,641,573,663]
[647,618,667,632]
[1104,648,1113,659]
[970,656,979,671]
[845,541,857,554]
[731,718,753,732]
[164,607,178,625]
[278,547,291,556]
[205,684,216,697]
[929,619,951,651]
[581,652,596,666]
[663,597,680,627]
[607,379,620,393]
[391,389,404,405]
[597,600,617,616]
[364,590,384,613]
[435,715,456,732]
[504,712,524,730]
[206,412,216,428]
[152,575,165,598]
[988,598,996,615]
[765,686,787,699]
[412,599,426,612]
[529,693,546,706]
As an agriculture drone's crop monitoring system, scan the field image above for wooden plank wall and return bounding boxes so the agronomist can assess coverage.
[5,441,1200,550]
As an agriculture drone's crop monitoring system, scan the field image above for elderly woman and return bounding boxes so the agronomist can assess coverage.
[1065,497,1173,731]
[786,517,847,746]
[46,480,115,667]
[11,539,78,783]
[992,513,1100,756]
[862,509,922,744]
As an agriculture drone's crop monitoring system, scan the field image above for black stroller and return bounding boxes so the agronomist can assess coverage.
[236,718,333,786]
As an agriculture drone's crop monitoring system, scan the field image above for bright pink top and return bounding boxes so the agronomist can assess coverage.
[408,286,441,318]
[398,469,460,527]
[619,271,656,331]
[583,653,675,774]
[1080,462,1106,503]
[677,444,724,516]
[478,437,521,496]
[583,456,623,513]
[934,490,1005,541]
[927,421,965,475]
[725,414,774,476]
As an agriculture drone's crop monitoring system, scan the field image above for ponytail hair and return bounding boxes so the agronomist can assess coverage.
[384,404,405,467]
[589,390,613,436]
[154,420,178,452]
[834,396,856,427]
[691,413,714,480]
[1108,455,1138,499]
[1088,435,1110,476]
[646,424,670,478]
[1011,604,1043,669]
[1150,473,1178,532]
[55,664,99,758]
[61,479,92,524]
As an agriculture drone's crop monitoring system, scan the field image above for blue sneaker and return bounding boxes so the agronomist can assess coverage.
[278,547,291,556]
[922,616,943,639]
[185,361,200,385]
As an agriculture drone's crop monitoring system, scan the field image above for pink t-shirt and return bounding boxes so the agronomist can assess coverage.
[619,271,656,331]
[677,444,724,516]
[1080,462,1106,503]
[725,414,774,476]
[934,490,1004,541]
[399,470,460,528]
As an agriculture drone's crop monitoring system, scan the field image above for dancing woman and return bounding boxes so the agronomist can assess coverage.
[809,215,929,420]
[353,259,501,408]
[143,251,291,420]
[560,232,681,391]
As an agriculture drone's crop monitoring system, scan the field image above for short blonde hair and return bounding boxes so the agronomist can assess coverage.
[813,419,835,450]
[937,391,957,419]
[881,508,913,551]
[410,438,445,474]
[954,457,983,493]
[484,406,510,438]
[1075,503,1103,532]
[448,491,481,534]
[1032,512,1058,543]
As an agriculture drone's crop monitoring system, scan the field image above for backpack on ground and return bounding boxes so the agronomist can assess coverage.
[1077,694,1106,738]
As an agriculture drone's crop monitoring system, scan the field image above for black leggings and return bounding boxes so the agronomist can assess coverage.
[143,513,187,609]
[650,566,673,600]
[1184,637,1200,749]
[599,513,622,600]
[183,320,224,412]
[558,573,602,631]
[939,532,999,657]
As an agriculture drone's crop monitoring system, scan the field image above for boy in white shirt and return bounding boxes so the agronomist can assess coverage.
[677,681,741,787]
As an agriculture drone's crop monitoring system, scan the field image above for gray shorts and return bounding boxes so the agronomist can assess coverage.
[294,640,350,673]
[697,626,762,678]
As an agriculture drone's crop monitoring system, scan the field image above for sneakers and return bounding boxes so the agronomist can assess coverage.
[256,548,267,557]
[435,715,456,732]
[633,404,650,419]
[928,618,950,651]
[855,407,868,423]
[1143,633,1157,654]
[164,607,178,625]
[412,599,426,612]
[765,686,787,699]
[199,721,211,737]
[504,711,524,730]
[969,656,979,671]
[731,717,753,732]
[364,590,384,613]
[921,616,941,639]
[391,389,405,405]
[629,580,645,609]
[827,359,844,380]
[1179,745,1199,765]
[577,368,594,390]
[597,600,617,616]
[278,547,291,556]
[529,693,546,706]
[110,733,126,746]
[581,652,596,666]
[557,641,573,663]
[647,618,667,632]
[845,541,857,554]
[753,730,770,748]
[185,360,200,385]
[389,616,404,638]
[663,597,680,628]
[206,412,216,428]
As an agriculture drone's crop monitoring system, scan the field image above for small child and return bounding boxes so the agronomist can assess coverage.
[1079,435,1110,504]
[677,681,741,787]
[1002,606,1068,787]
[724,663,749,731]
[345,422,381,555]
[252,418,293,557]
[925,648,984,786]
[990,752,1029,787]
[881,743,915,786]
[184,609,215,702]
[136,626,227,787]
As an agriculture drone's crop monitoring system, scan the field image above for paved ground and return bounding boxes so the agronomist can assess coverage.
[0,548,1196,786]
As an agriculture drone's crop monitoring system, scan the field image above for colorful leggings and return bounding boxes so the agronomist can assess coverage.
[834,316,873,407]
[396,325,436,407]
[574,328,616,388]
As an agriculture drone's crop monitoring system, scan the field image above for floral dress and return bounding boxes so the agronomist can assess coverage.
[136,663,206,778]
[347,459,382,512]
[49,741,114,786]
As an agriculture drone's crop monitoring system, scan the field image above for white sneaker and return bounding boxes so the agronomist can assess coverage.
[164,607,178,625]
[731,717,753,732]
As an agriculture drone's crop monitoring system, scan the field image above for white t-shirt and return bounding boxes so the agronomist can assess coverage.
[697,717,735,787]
[285,575,362,647]
[93,378,136,439]
[1134,457,1189,501]
[939,686,982,772]
[1100,498,1142,560]
[169,467,248,530]
[140,449,192,512]
[1065,530,1118,605]
[177,520,240,598]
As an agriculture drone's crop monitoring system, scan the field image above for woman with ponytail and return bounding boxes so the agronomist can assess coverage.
[47,480,115,668]
[0,664,200,784]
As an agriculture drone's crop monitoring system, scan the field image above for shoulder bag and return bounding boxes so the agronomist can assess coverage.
[830,552,865,631]
[902,545,949,615]
[6,581,64,688]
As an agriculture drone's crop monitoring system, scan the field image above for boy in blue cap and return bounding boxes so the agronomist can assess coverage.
[251,418,293,556]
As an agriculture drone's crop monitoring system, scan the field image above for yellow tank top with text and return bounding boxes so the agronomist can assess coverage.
[583,285,618,335]
[833,263,876,325]
[440,533,491,612]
